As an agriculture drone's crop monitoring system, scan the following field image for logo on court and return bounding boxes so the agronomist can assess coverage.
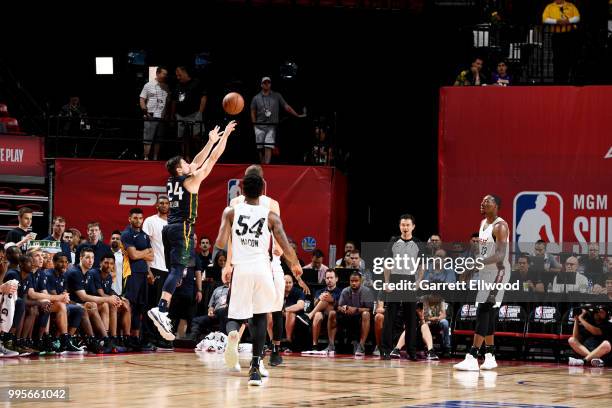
[301,236,316,252]
[513,191,563,255]
[227,179,241,206]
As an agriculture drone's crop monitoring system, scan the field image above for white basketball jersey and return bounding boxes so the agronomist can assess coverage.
[479,217,510,272]
[233,195,281,268]
[231,202,272,265]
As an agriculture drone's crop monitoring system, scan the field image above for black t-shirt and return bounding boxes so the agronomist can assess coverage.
[510,269,538,286]
[580,317,612,342]
[284,287,305,308]
[580,256,605,286]
[174,79,206,116]
[6,227,29,252]
[197,253,212,270]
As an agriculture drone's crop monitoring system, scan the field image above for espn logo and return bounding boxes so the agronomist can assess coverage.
[119,185,166,206]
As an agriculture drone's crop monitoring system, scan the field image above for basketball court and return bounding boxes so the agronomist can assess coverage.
[1,351,610,407]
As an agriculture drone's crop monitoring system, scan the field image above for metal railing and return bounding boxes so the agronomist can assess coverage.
[469,23,598,84]
[44,115,206,160]
[39,114,340,167]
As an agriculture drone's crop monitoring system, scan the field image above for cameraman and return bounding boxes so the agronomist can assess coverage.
[568,305,612,367]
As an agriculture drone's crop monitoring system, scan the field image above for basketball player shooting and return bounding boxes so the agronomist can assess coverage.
[215,173,303,386]
[148,120,237,341]
[454,194,511,371]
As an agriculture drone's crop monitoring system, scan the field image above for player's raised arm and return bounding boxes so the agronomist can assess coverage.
[188,125,223,174]
[189,121,237,186]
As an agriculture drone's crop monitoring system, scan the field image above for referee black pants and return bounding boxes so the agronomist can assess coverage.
[382,301,416,355]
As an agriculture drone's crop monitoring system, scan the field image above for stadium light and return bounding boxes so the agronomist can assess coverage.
[95,57,114,75]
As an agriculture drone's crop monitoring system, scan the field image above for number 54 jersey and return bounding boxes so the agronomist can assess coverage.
[231,202,272,265]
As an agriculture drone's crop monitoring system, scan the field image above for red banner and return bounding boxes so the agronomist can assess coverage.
[0,134,45,178]
[439,86,612,254]
[54,159,346,261]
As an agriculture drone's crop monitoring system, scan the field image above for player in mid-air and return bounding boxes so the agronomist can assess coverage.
[148,120,236,340]
[215,173,303,386]
[454,194,511,371]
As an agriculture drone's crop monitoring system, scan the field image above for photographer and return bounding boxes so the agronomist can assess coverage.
[568,305,612,367]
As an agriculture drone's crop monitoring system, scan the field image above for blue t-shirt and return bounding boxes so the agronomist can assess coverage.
[314,286,342,304]
[32,269,49,293]
[90,269,115,296]
[45,269,67,294]
[492,73,512,86]
[65,265,93,303]
[121,226,152,274]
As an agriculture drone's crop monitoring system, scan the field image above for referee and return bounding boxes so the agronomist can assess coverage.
[380,214,423,360]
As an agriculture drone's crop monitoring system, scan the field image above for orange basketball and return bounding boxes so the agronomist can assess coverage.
[222,92,244,115]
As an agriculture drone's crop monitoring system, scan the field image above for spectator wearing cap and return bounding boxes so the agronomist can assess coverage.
[250,76,305,164]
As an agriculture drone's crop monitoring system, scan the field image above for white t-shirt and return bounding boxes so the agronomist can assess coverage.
[112,250,124,295]
[142,214,168,272]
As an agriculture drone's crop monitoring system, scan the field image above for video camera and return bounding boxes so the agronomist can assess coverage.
[573,304,610,317]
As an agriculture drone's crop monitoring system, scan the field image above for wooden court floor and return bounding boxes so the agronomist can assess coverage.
[1,351,610,408]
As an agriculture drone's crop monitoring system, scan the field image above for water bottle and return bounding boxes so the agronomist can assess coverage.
[304,299,311,312]
[587,279,593,294]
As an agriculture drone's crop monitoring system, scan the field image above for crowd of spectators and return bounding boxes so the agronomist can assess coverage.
[1,205,610,367]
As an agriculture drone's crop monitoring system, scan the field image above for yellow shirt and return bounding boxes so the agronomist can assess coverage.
[542,2,580,33]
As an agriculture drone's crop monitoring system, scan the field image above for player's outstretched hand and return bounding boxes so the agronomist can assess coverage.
[297,279,310,296]
[208,125,222,143]
[222,265,233,284]
[291,263,303,279]
[223,120,237,137]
